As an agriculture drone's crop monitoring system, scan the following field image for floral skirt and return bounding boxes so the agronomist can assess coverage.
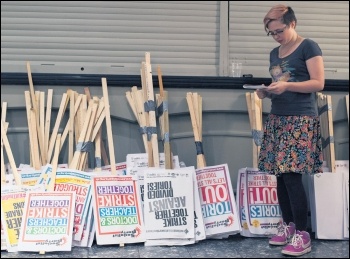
[258,114,323,176]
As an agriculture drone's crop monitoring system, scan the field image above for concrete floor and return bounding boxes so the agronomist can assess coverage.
[1,233,349,258]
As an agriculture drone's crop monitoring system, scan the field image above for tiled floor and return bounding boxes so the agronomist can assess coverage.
[1,233,349,258]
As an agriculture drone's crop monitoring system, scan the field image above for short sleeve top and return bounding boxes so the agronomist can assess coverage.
[268,38,322,116]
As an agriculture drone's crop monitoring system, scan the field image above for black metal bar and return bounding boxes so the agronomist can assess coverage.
[1,73,348,92]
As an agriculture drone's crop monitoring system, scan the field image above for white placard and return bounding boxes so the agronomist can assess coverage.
[196,164,241,237]
[17,191,76,252]
[91,175,145,245]
[144,167,195,240]
[243,168,281,236]
[243,84,268,89]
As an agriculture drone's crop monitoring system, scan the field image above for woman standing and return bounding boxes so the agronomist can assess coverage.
[256,4,324,257]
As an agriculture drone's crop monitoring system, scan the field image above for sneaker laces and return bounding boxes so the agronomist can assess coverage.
[289,233,303,248]
[276,222,288,237]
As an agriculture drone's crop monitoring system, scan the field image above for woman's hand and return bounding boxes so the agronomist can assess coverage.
[265,81,288,95]
[256,88,267,99]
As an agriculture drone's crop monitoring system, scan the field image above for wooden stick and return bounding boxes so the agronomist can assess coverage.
[252,92,262,168]
[44,89,53,164]
[100,137,109,166]
[1,137,5,185]
[326,95,336,172]
[317,93,335,172]
[346,94,349,124]
[1,120,21,186]
[186,92,206,169]
[47,92,69,163]
[69,100,94,170]
[75,94,87,146]
[95,129,102,171]
[47,134,61,192]
[101,78,117,174]
[84,87,92,101]
[85,87,109,167]
[245,92,257,168]
[39,91,46,164]
[69,90,75,164]
[24,91,41,169]
[91,100,106,141]
[91,96,104,171]
[26,62,45,164]
[24,91,33,167]
[60,94,82,150]
[131,87,148,153]
[29,109,41,169]
[144,53,159,167]
[157,66,172,169]
[1,102,8,185]
[141,62,153,166]
[126,87,147,152]
[78,100,99,171]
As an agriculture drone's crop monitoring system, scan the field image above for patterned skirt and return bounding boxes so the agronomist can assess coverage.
[258,114,323,176]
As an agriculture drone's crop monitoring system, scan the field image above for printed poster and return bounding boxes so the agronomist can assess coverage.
[145,166,205,246]
[17,191,76,252]
[20,169,41,186]
[143,167,195,240]
[1,186,26,252]
[196,164,241,237]
[126,153,180,175]
[54,168,93,241]
[236,168,256,237]
[243,168,281,235]
[91,175,145,245]
[72,200,93,247]
[101,162,127,175]
[36,164,53,191]
[1,222,6,250]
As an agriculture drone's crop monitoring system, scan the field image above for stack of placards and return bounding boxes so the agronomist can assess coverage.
[54,168,93,244]
[17,191,76,253]
[143,167,204,246]
[196,164,241,238]
[126,153,181,216]
[1,223,6,251]
[1,186,28,252]
[236,168,282,237]
[309,160,349,240]
[1,185,44,252]
[91,175,145,245]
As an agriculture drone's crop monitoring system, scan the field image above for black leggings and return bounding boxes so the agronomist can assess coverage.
[277,173,308,231]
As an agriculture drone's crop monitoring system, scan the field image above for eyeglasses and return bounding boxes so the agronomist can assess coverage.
[267,26,287,36]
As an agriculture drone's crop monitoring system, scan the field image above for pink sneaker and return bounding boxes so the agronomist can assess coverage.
[281,230,311,256]
[269,222,296,245]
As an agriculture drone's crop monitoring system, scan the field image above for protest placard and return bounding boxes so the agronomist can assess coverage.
[54,168,93,241]
[101,162,127,175]
[196,164,241,237]
[91,175,145,245]
[1,186,26,252]
[242,168,281,235]
[72,200,93,247]
[236,168,265,237]
[17,191,76,252]
[126,153,180,175]
[144,166,205,246]
[1,222,6,250]
[143,167,195,240]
